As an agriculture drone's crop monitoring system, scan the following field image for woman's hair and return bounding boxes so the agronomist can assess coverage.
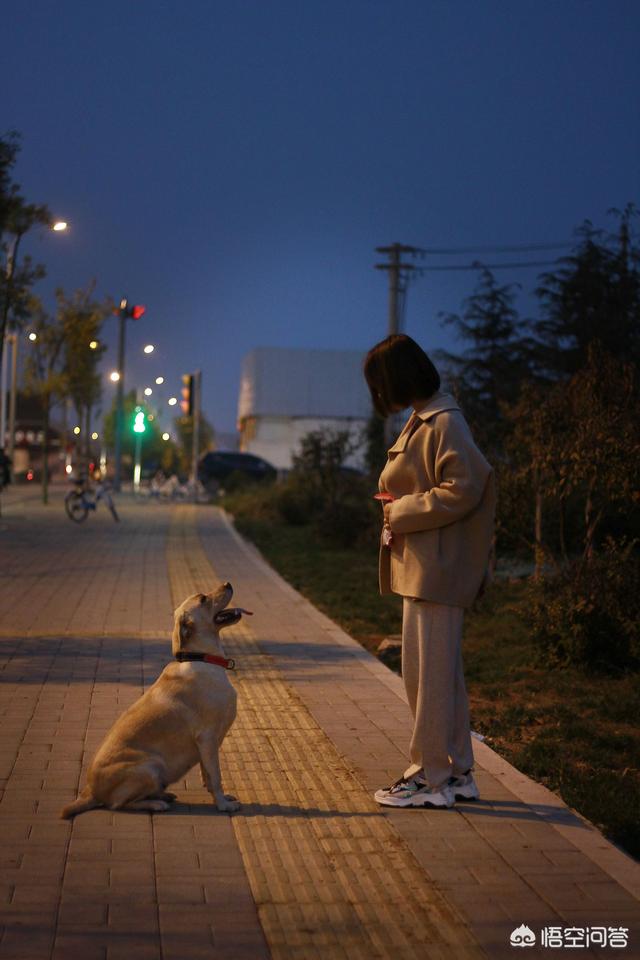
[364,334,441,417]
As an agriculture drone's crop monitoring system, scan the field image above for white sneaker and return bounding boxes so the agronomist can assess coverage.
[448,771,479,801]
[375,775,454,809]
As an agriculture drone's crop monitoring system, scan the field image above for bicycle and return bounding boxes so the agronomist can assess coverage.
[64,475,120,523]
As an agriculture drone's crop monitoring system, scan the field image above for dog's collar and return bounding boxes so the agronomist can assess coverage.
[175,652,236,670]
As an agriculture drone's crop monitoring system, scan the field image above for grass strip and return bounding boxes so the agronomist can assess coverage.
[230,508,639,860]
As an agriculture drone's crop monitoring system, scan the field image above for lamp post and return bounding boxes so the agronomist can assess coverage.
[1,220,68,474]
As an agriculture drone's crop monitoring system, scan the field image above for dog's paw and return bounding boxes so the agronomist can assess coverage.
[216,794,241,813]
[148,800,171,812]
[159,792,177,802]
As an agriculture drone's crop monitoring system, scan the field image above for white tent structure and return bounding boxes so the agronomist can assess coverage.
[237,347,372,469]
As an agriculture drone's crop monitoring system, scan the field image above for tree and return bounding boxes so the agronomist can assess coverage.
[437,266,533,452]
[60,286,111,461]
[533,206,640,379]
[22,298,67,504]
[173,414,214,475]
[507,346,639,570]
[0,132,50,371]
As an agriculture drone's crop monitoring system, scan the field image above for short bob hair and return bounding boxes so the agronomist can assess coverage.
[364,334,441,418]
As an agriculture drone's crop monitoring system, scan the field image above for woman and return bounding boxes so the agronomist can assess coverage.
[364,334,495,809]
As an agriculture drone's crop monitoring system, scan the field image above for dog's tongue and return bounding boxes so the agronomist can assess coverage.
[216,607,253,623]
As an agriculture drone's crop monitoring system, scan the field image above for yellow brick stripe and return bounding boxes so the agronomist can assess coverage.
[166,507,483,959]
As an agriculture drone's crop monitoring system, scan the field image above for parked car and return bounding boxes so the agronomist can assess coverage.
[198,451,276,492]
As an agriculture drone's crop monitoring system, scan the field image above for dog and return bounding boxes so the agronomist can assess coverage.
[60,581,247,818]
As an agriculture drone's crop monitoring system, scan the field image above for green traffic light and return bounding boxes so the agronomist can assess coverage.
[133,407,146,434]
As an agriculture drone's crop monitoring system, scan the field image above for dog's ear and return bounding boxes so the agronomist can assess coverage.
[179,614,195,647]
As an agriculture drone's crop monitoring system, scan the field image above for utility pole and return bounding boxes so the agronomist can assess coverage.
[190,370,201,498]
[375,242,425,337]
[375,243,425,444]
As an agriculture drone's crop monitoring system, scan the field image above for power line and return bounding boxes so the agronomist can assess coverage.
[422,259,560,271]
[423,241,571,255]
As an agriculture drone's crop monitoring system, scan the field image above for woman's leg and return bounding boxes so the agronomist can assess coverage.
[451,638,474,777]
[403,599,464,790]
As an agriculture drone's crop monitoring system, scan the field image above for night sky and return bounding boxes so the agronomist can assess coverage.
[5,1,639,437]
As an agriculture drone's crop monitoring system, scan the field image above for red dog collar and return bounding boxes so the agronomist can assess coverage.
[175,652,235,670]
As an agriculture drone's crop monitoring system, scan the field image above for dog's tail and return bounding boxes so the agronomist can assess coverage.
[60,788,102,820]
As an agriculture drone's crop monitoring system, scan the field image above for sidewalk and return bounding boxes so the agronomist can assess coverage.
[0,496,638,959]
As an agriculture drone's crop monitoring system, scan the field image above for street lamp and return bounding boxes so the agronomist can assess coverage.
[155,376,164,385]
[168,397,177,406]
[1,218,68,466]
[110,370,120,382]
[28,332,37,342]
[143,344,154,354]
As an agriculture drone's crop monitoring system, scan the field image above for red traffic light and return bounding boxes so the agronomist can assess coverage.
[131,305,146,320]
[181,373,194,417]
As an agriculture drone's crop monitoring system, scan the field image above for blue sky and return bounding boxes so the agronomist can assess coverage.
[5,0,639,435]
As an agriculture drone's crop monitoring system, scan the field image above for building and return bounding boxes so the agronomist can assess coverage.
[237,347,373,470]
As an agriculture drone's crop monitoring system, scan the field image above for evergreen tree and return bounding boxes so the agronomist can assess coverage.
[437,266,532,451]
[533,206,640,378]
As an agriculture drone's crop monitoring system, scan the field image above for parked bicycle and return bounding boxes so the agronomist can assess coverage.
[64,473,119,523]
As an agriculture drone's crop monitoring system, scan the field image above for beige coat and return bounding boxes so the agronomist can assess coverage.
[379,392,495,608]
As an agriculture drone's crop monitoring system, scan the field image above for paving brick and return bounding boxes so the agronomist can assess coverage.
[1,498,638,960]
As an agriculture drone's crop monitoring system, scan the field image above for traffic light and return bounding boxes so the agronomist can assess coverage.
[181,374,194,416]
[133,406,147,434]
[116,299,146,320]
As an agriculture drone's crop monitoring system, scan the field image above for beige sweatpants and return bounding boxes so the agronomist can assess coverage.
[401,598,474,790]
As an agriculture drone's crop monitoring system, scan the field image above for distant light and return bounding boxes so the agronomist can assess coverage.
[28,332,37,342]
[143,344,154,354]
[155,376,164,385]
[162,432,170,441]
[91,432,99,440]
[120,298,128,310]
[65,464,73,475]
[73,426,81,435]
[52,221,68,232]
[168,397,177,406]
[89,340,99,350]
[148,414,154,422]
[110,371,120,382]
[144,387,152,396]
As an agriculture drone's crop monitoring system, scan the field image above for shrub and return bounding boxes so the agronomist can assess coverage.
[312,496,379,549]
[274,476,321,526]
[524,539,640,673]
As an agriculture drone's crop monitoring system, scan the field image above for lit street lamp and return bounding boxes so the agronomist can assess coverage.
[1,218,68,468]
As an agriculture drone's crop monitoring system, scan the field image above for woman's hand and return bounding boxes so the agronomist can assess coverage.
[383,502,393,524]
